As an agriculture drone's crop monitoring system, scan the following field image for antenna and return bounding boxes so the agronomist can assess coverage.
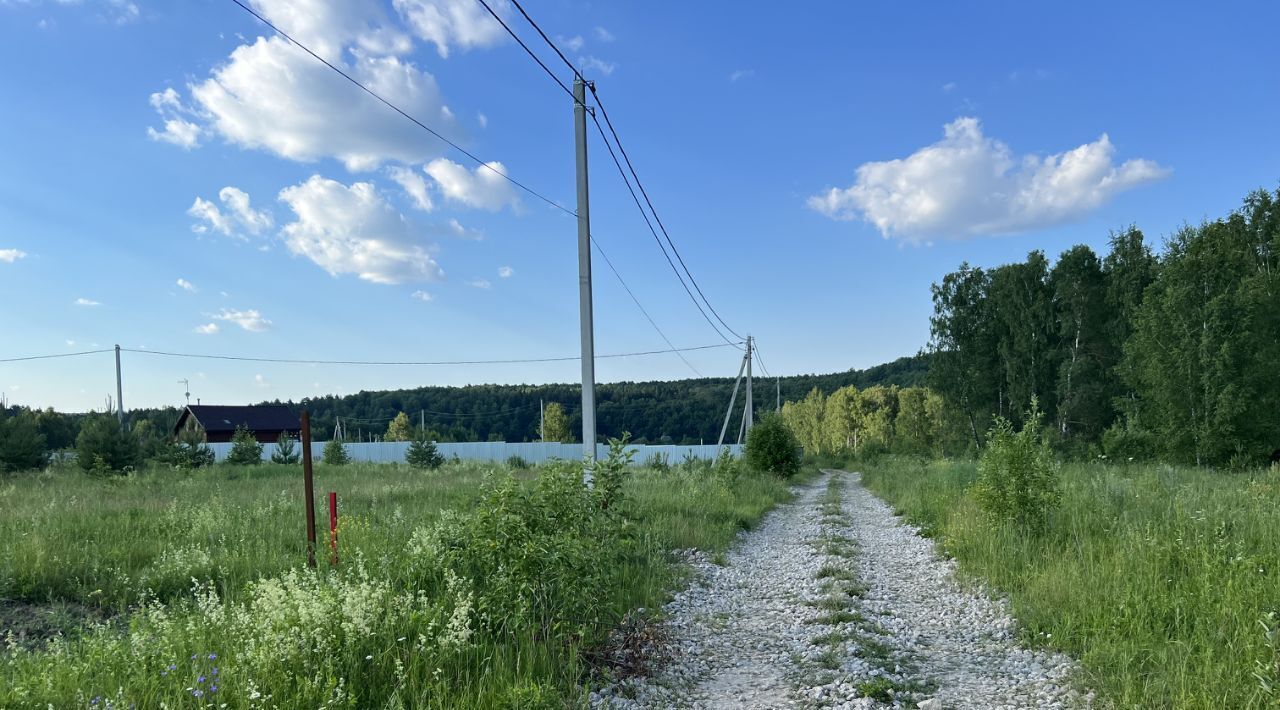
[178,378,191,406]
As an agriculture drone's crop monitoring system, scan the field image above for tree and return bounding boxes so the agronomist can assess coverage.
[929,263,999,450]
[75,415,141,474]
[974,401,1060,531]
[271,431,300,464]
[822,386,859,452]
[385,412,413,442]
[541,402,572,443]
[161,428,215,469]
[225,425,264,466]
[745,412,802,477]
[323,438,350,465]
[1102,226,1158,420]
[895,387,938,455]
[0,413,48,473]
[989,251,1058,426]
[406,430,444,469]
[1050,245,1113,444]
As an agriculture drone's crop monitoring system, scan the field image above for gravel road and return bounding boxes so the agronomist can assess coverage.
[591,470,1091,709]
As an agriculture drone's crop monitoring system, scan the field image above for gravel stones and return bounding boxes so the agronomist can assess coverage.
[591,470,1092,709]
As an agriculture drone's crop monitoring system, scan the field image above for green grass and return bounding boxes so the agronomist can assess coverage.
[862,456,1280,709]
[0,460,815,708]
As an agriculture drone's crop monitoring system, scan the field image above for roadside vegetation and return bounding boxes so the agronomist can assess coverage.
[0,442,814,708]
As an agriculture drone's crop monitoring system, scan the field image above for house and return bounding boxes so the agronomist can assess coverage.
[173,404,301,443]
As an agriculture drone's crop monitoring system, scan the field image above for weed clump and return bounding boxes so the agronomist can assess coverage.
[973,400,1059,531]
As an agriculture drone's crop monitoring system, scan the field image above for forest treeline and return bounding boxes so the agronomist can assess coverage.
[0,355,927,462]
[787,186,1280,467]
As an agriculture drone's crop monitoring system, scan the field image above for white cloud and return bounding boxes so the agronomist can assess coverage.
[278,175,444,285]
[477,112,487,128]
[468,278,491,289]
[254,373,270,388]
[411,289,432,301]
[194,322,219,335]
[65,339,76,346]
[187,36,458,171]
[498,265,513,278]
[0,248,26,263]
[176,278,197,292]
[942,81,957,92]
[593,26,614,43]
[558,34,584,52]
[807,117,1169,241]
[387,165,434,211]
[729,69,754,82]
[393,0,507,58]
[431,217,482,240]
[146,88,202,149]
[424,158,519,211]
[188,186,273,238]
[74,298,101,306]
[245,0,410,60]
[213,308,271,332]
[579,55,615,76]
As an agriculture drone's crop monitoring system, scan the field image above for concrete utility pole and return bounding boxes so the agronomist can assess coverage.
[114,344,124,428]
[776,378,781,412]
[540,398,545,441]
[744,336,754,432]
[718,349,749,448]
[574,75,597,483]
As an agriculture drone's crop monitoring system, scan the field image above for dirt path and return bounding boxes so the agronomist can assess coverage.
[591,470,1090,709]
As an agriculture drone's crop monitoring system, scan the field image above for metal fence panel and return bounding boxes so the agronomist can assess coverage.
[205,441,741,465]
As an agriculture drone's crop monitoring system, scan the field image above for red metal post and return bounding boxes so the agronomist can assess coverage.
[301,411,317,569]
[328,491,338,567]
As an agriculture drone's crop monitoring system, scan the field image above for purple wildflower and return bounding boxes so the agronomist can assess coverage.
[208,653,217,660]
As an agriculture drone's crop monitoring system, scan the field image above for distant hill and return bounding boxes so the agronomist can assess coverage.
[18,354,927,447]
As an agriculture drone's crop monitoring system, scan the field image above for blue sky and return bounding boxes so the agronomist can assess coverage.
[1,0,1277,412]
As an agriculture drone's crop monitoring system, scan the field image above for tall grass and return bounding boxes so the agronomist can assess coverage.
[861,457,1280,709]
[0,459,808,707]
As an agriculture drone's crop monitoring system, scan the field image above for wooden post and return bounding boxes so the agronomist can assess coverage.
[328,491,339,567]
[301,410,317,569]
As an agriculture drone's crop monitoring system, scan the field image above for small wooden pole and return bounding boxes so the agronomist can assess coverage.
[301,410,317,569]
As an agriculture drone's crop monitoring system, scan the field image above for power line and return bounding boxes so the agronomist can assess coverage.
[118,343,736,366]
[475,0,575,100]
[589,112,743,349]
[504,0,580,76]
[752,341,773,378]
[589,84,745,341]
[226,0,574,218]
[591,236,702,376]
[0,348,113,363]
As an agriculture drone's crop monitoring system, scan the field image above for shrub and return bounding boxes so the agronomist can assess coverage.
[1101,418,1158,462]
[0,414,48,473]
[712,446,740,487]
[590,435,635,509]
[224,425,264,466]
[505,454,530,469]
[75,415,141,474]
[745,412,802,477]
[159,428,215,469]
[973,401,1060,531]
[270,431,300,464]
[649,451,670,472]
[407,434,444,470]
[323,438,350,465]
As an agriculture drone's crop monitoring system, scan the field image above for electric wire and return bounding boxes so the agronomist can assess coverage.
[751,340,773,378]
[0,348,114,363]
[118,343,736,366]
[505,0,580,76]
[589,84,746,341]
[475,0,575,100]
[226,0,574,218]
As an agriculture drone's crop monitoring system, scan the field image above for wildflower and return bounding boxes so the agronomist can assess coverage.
[208,653,217,660]
[193,689,204,698]
[197,676,206,684]
[365,655,373,660]
[212,668,219,676]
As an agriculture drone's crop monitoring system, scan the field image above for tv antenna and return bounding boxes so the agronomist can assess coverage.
[178,379,190,405]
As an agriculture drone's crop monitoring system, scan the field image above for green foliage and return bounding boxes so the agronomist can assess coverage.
[270,431,299,465]
[973,401,1059,531]
[541,402,572,443]
[648,451,670,472]
[322,438,350,465]
[384,411,413,442]
[406,433,444,469]
[224,425,264,466]
[1100,418,1158,463]
[505,454,530,469]
[0,413,48,473]
[74,415,141,474]
[745,411,802,478]
[863,456,1280,708]
[159,428,215,469]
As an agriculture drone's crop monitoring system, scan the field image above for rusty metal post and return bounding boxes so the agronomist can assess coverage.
[301,410,317,569]
[328,491,338,567]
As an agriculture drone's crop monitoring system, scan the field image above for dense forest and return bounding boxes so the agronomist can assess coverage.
[0,354,928,452]
[809,186,1280,467]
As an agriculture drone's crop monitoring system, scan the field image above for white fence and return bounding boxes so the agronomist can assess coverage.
[205,440,741,465]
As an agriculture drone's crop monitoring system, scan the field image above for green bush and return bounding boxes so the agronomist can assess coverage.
[159,428,215,469]
[973,402,1060,531]
[407,434,444,469]
[745,412,802,477]
[322,438,350,465]
[1101,419,1159,463]
[505,454,530,469]
[75,415,141,474]
[0,414,48,473]
[224,425,264,466]
[270,431,300,465]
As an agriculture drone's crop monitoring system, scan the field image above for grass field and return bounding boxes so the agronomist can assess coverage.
[0,458,811,708]
[860,456,1280,709]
